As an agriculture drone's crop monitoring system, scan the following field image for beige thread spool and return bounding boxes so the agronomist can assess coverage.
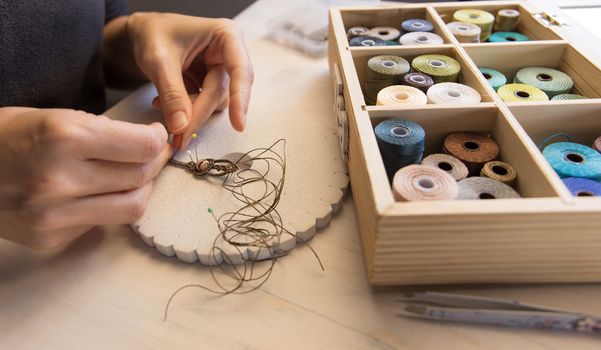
[494,9,520,32]
[365,55,410,105]
[421,153,469,181]
[427,83,482,104]
[367,26,401,41]
[457,176,521,200]
[447,22,481,43]
[480,160,517,186]
[347,26,369,40]
[376,85,428,106]
[392,164,459,202]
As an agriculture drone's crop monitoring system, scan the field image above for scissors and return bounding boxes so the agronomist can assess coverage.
[398,291,601,334]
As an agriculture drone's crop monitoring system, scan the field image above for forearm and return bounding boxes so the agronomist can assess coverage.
[102,15,147,89]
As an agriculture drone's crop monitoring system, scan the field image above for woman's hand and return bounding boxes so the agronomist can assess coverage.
[124,13,254,145]
[0,107,170,249]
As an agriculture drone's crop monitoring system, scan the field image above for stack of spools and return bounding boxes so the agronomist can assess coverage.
[477,66,586,101]
[365,54,482,106]
[543,136,601,196]
[347,18,444,47]
[447,8,529,43]
[375,118,522,201]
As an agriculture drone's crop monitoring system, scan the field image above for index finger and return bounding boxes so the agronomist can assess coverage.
[80,118,169,163]
[221,28,254,132]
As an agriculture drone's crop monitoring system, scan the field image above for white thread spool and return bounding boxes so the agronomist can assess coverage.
[427,83,482,104]
[399,32,444,45]
[422,153,469,181]
[376,85,428,106]
[393,165,459,201]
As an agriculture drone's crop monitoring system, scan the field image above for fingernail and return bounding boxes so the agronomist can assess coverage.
[171,111,187,132]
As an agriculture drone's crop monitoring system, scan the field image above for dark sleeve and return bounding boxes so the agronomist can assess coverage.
[105,0,129,24]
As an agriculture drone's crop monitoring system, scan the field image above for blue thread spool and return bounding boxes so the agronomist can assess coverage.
[563,177,601,197]
[479,67,507,91]
[375,119,425,180]
[488,32,530,42]
[543,142,601,180]
[401,19,434,33]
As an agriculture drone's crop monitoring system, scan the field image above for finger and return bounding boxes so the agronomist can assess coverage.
[54,182,154,228]
[187,65,229,136]
[72,143,171,197]
[221,29,254,132]
[81,119,168,163]
[152,93,200,109]
[143,55,192,134]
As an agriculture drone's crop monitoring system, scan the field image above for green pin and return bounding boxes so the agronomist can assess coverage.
[208,208,213,213]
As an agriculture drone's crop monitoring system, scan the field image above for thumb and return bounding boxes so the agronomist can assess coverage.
[145,58,192,134]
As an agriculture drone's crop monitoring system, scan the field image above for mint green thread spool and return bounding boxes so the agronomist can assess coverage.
[514,67,574,98]
[479,67,507,91]
[551,93,587,101]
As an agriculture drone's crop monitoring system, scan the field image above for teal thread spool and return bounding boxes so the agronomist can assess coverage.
[375,119,425,180]
[488,31,529,42]
[479,67,507,91]
[543,142,601,180]
[514,67,574,98]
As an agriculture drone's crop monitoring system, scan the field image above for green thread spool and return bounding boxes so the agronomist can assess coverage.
[551,93,587,101]
[494,9,521,32]
[479,67,507,91]
[411,54,461,83]
[453,9,495,41]
[365,55,410,105]
[514,67,574,98]
[497,83,549,102]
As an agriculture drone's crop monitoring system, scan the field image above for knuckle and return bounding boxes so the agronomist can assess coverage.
[216,18,237,30]
[159,87,188,104]
[37,115,84,150]
[132,165,151,188]
[142,131,164,159]
[139,49,170,69]
[127,191,149,222]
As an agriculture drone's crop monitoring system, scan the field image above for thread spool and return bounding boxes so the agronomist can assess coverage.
[421,153,469,181]
[375,119,425,180]
[365,55,410,105]
[457,177,521,200]
[401,19,434,33]
[479,67,507,91]
[411,54,461,83]
[403,73,434,92]
[392,165,459,201]
[447,22,481,43]
[497,83,549,102]
[593,136,601,153]
[551,93,587,101]
[480,160,517,186]
[543,142,601,180]
[376,85,428,106]
[453,9,495,41]
[563,177,601,197]
[514,67,574,98]
[427,82,482,104]
[366,26,401,41]
[494,9,521,32]
[488,31,529,43]
[399,32,444,45]
[349,36,386,47]
[347,26,369,40]
[443,132,500,175]
[385,40,399,46]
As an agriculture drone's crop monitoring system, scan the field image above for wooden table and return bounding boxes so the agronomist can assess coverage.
[1,1,601,348]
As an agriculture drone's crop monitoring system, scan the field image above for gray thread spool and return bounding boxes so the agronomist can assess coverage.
[365,55,410,105]
[347,26,369,40]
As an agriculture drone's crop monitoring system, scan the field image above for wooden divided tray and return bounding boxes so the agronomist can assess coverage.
[328,1,601,285]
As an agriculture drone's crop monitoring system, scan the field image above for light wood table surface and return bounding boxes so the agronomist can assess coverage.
[2,1,601,349]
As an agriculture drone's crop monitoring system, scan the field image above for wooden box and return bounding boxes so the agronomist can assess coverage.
[328,1,601,285]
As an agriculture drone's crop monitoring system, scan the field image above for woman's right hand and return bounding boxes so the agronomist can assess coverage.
[0,107,170,249]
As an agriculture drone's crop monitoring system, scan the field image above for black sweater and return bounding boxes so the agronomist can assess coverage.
[0,0,128,114]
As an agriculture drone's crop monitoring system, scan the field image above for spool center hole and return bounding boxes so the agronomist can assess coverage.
[463,141,481,151]
[410,75,426,83]
[577,191,594,197]
[395,92,410,101]
[506,36,516,41]
[492,165,508,175]
[361,39,376,46]
[379,30,389,35]
[382,60,395,67]
[417,178,435,190]
[417,36,429,42]
[447,90,462,98]
[391,126,410,137]
[515,90,531,98]
[483,73,492,79]
[537,73,553,81]
[429,59,445,68]
[438,162,454,172]
[479,192,496,199]
[413,22,424,28]
[458,26,469,31]
[469,13,480,19]
[566,152,584,163]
